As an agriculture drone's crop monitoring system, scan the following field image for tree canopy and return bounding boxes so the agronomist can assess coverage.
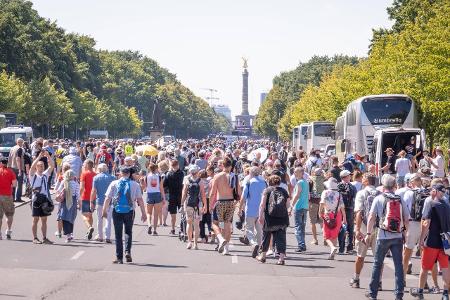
[258,0,449,148]
[0,0,228,138]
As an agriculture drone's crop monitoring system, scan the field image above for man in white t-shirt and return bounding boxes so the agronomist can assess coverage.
[29,151,54,245]
[395,150,411,188]
[428,147,445,178]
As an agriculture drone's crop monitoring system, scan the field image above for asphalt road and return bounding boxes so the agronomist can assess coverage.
[0,197,441,300]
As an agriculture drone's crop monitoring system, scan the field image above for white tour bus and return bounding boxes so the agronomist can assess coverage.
[292,123,310,151]
[339,94,418,157]
[371,127,426,178]
[305,121,334,154]
[0,126,33,157]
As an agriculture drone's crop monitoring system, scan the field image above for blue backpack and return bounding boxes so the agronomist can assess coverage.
[113,178,133,213]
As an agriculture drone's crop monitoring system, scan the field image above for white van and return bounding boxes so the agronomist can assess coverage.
[370,127,426,178]
[0,126,33,157]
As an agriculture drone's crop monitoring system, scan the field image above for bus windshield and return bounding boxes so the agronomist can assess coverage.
[0,133,26,148]
[313,124,333,137]
[362,97,412,125]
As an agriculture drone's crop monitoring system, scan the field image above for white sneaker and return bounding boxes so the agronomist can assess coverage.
[266,249,274,256]
[193,243,198,250]
[186,242,192,250]
[222,245,230,256]
[55,231,62,238]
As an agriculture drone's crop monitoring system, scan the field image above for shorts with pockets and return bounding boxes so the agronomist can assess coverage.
[146,192,162,205]
[186,206,201,221]
[81,200,94,213]
[421,247,449,271]
[308,202,322,225]
[355,226,378,258]
[0,195,15,218]
[216,200,235,223]
[168,194,181,214]
[404,221,421,250]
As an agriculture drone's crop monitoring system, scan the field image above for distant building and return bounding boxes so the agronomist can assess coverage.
[260,92,268,105]
[212,104,232,122]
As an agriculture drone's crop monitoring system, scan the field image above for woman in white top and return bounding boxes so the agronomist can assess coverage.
[395,150,411,188]
[141,163,165,235]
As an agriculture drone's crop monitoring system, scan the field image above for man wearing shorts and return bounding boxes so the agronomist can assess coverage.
[164,160,184,235]
[401,174,424,276]
[0,157,17,240]
[80,159,96,240]
[210,157,239,255]
[350,173,380,289]
[181,165,206,250]
[411,183,450,300]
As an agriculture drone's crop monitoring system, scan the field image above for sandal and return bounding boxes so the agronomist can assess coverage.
[33,238,42,244]
[276,260,285,265]
[256,255,266,263]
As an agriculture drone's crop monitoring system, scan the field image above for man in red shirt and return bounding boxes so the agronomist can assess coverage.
[95,145,112,169]
[80,159,97,240]
[0,157,17,240]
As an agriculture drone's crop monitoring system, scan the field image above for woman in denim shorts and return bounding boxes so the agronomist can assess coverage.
[142,163,165,236]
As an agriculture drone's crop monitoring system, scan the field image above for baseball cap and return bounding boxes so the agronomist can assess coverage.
[340,170,351,178]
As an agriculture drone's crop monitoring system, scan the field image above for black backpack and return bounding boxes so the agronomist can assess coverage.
[267,187,288,218]
[410,188,429,221]
[186,178,201,208]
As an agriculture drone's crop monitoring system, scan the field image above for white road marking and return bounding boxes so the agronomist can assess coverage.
[70,251,85,260]
[232,255,238,264]
[229,243,235,249]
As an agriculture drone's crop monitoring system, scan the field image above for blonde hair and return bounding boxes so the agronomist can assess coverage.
[158,160,169,173]
[63,170,76,208]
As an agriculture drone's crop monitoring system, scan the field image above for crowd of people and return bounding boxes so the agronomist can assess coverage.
[0,136,449,300]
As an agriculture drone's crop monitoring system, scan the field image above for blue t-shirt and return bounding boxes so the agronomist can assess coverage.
[294,179,309,211]
[242,176,267,218]
[93,172,115,206]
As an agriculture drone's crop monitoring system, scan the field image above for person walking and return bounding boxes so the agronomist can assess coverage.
[90,163,115,243]
[164,160,184,235]
[143,163,165,235]
[365,174,409,300]
[79,159,96,240]
[256,175,290,265]
[181,165,206,250]
[309,167,325,246]
[350,173,381,288]
[319,177,347,260]
[0,157,17,240]
[239,166,266,258]
[338,169,357,254]
[289,167,309,252]
[29,151,55,245]
[410,183,450,300]
[55,170,79,243]
[7,138,24,203]
[103,166,147,264]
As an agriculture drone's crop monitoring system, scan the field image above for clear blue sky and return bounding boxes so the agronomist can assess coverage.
[31,0,393,117]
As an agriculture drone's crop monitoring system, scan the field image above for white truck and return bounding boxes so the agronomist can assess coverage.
[0,126,33,157]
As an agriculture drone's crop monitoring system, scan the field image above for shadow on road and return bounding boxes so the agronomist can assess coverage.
[128,263,187,268]
[0,294,26,298]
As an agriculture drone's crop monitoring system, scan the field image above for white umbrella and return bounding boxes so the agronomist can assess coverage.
[248,147,269,162]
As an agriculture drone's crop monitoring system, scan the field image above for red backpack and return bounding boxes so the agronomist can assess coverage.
[380,193,403,233]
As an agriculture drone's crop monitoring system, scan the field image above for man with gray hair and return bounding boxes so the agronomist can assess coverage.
[90,163,115,243]
[239,166,267,258]
[7,138,24,202]
[365,174,410,300]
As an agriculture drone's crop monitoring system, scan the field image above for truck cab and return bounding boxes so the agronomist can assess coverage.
[0,126,34,157]
[370,127,426,179]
